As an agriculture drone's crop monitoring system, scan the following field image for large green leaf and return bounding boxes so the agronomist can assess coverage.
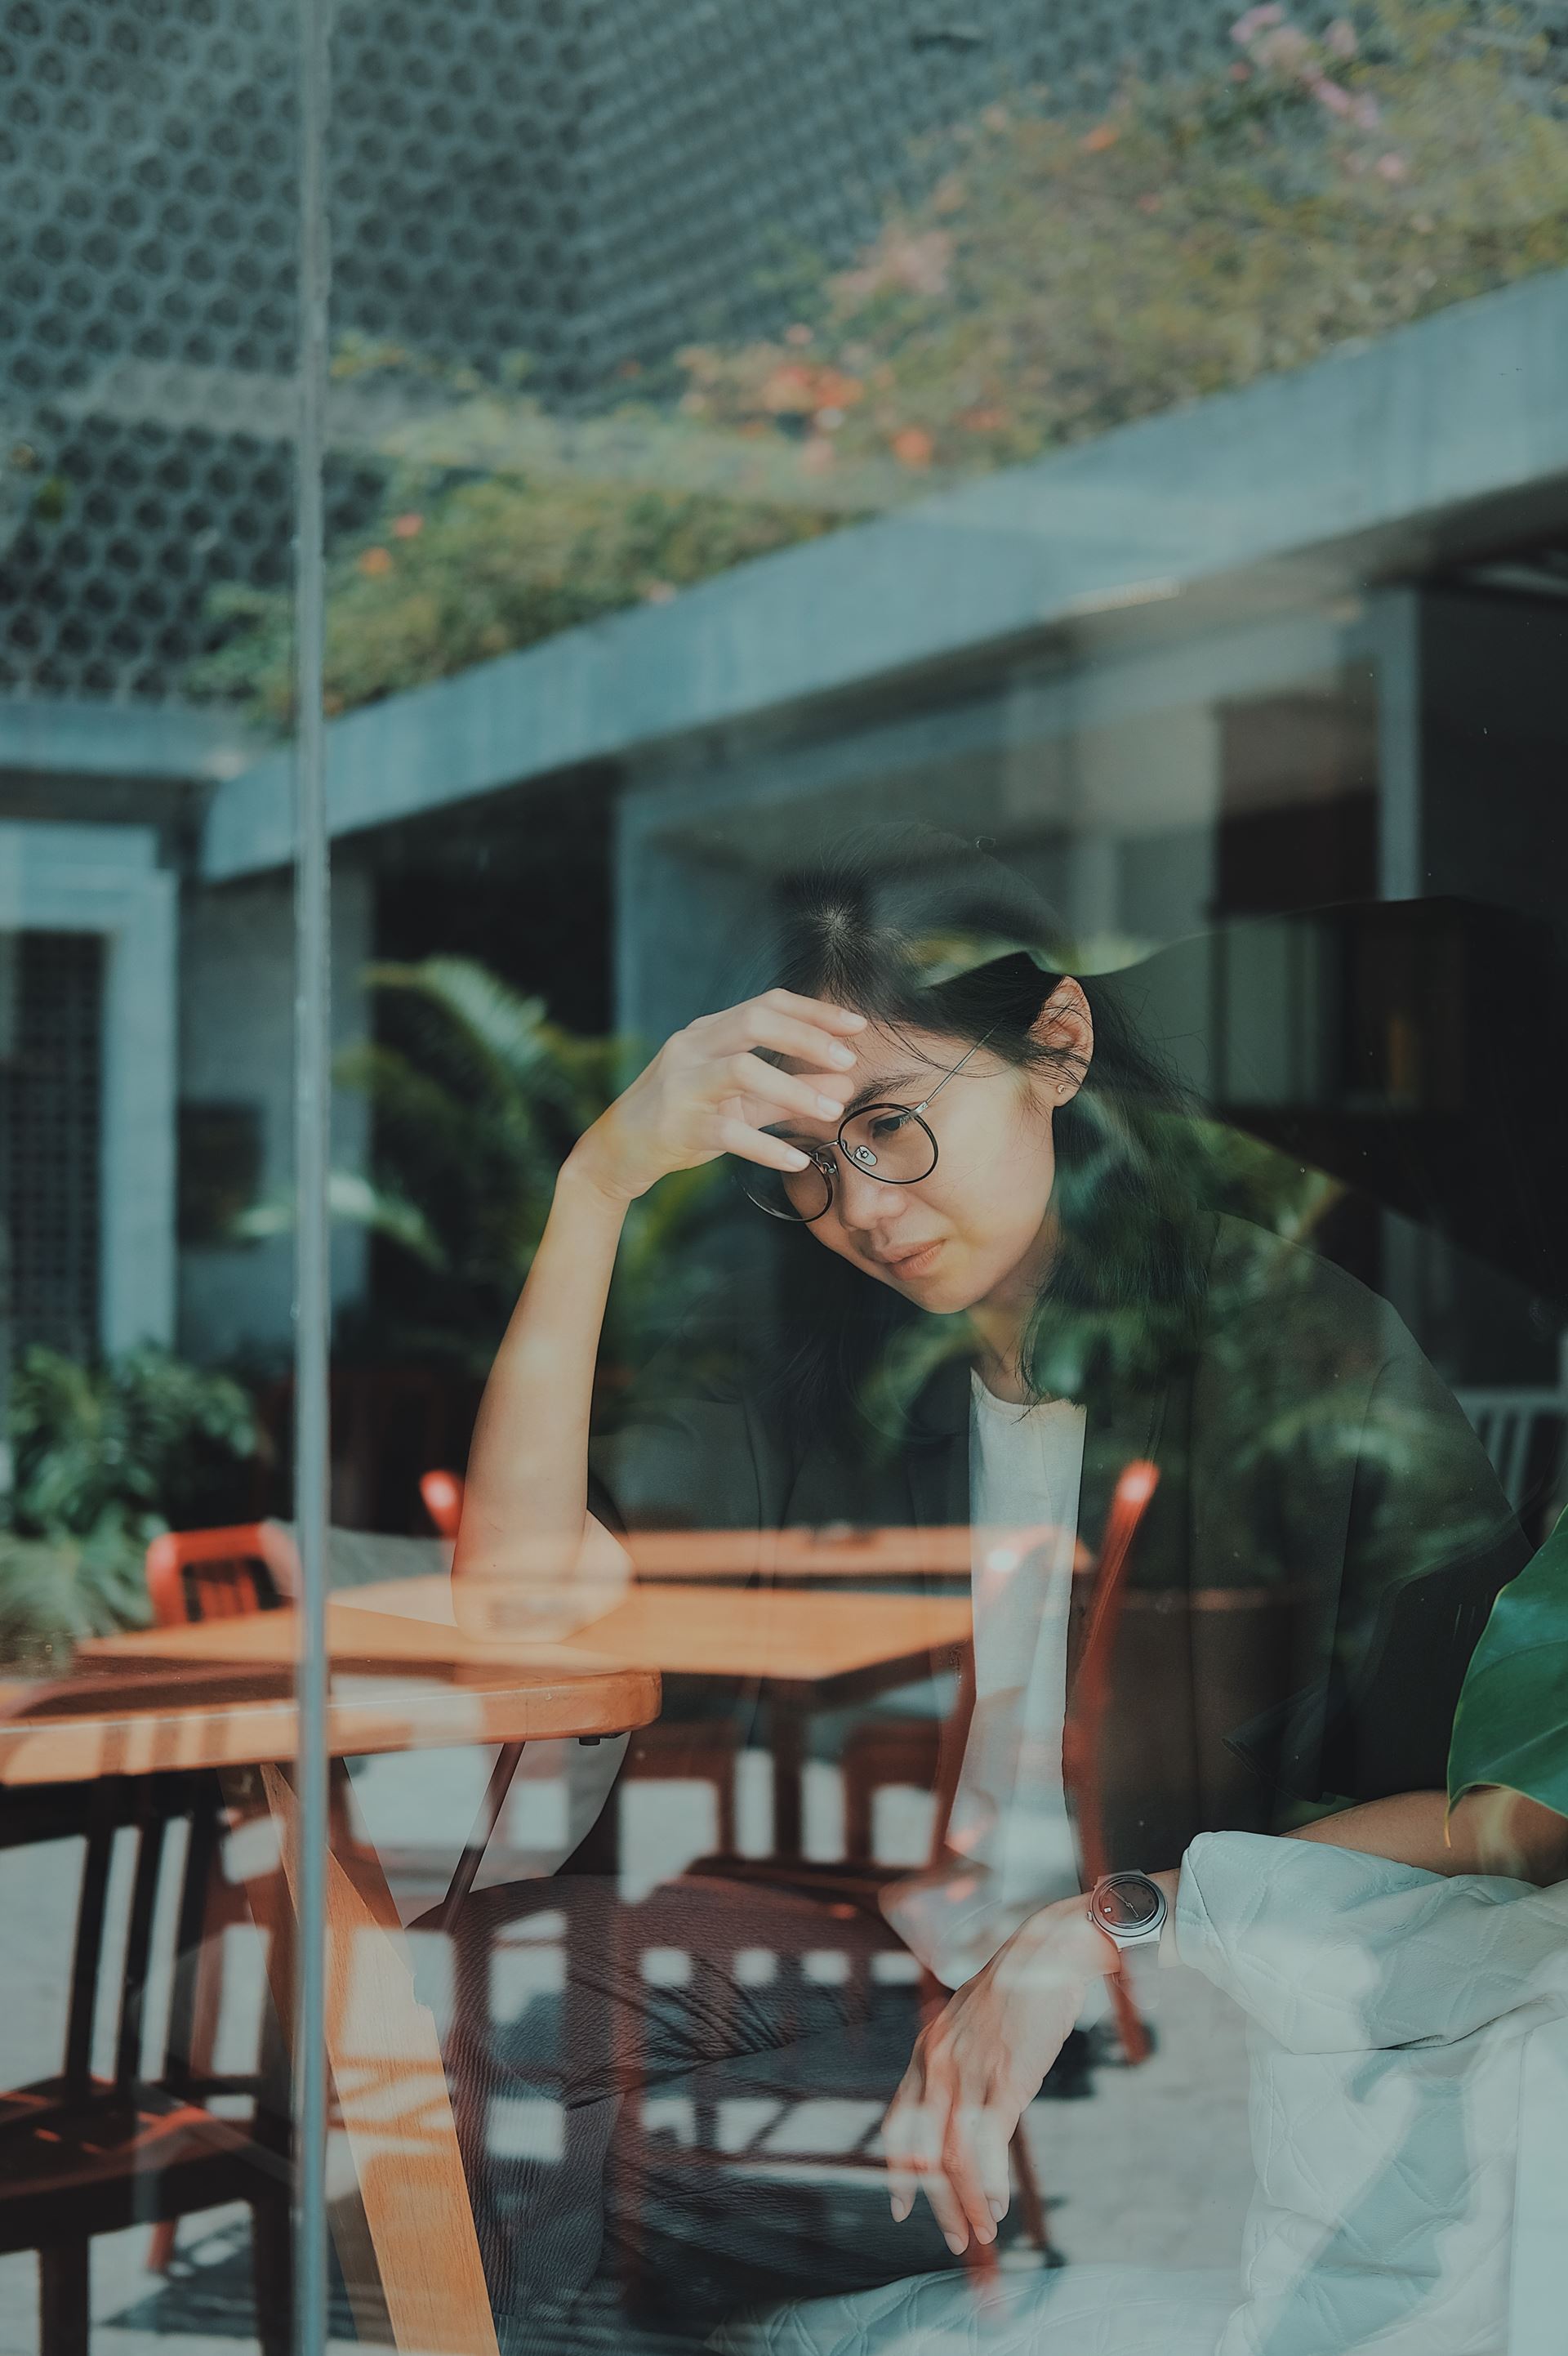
[1448,1513,1568,1823]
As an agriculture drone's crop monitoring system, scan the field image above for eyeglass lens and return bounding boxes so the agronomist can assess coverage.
[744,1105,937,1221]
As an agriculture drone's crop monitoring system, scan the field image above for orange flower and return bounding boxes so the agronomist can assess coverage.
[890,426,934,469]
[359,546,393,577]
[760,364,818,415]
[1080,122,1120,153]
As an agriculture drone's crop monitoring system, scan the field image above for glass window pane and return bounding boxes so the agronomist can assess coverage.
[12,7,1566,2355]
[1,7,307,2354]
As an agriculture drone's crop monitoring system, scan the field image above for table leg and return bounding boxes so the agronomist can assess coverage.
[435,1740,527,1930]
[769,1696,806,1860]
[221,1761,500,2356]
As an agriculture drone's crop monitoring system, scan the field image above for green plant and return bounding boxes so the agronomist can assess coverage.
[1,1346,263,1663]
[187,3,1568,725]
[1450,1509,1568,1824]
[296,958,721,1377]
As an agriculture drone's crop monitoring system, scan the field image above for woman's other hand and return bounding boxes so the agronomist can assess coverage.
[881,1894,1115,2254]
[568,988,866,1203]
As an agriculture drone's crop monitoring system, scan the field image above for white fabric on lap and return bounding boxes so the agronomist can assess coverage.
[712,2263,1236,2356]
[718,1835,1568,2356]
[1178,1831,1568,2356]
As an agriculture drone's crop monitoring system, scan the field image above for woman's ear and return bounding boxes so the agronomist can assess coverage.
[1031,979,1094,1102]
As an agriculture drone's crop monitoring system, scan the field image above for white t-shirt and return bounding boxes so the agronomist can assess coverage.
[882,1373,1089,1988]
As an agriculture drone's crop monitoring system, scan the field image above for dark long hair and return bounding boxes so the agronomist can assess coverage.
[746,828,1212,1437]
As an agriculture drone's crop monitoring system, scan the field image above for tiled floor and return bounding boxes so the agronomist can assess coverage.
[0,1752,1254,2354]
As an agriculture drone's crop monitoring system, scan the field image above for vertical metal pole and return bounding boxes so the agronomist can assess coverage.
[293,5,332,2354]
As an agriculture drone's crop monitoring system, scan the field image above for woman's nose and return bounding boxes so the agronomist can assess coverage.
[835,1162,907,1234]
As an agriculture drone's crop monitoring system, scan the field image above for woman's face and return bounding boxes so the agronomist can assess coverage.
[778,988,1089,1316]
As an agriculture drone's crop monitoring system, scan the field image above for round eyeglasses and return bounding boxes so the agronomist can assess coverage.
[741,1033,994,1223]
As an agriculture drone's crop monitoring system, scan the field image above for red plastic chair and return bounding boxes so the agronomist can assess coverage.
[419,1469,465,1542]
[1062,1460,1161,2064]
[145,1521,300,1629]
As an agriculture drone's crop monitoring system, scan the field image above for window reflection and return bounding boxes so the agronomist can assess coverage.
[2,3,1566,2354]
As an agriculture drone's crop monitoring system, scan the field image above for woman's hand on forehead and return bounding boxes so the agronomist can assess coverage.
[570,987,870,1197]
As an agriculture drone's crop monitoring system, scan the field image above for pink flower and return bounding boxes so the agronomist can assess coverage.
[1353,94,1382,130]
[1311,76,1355,118]
[1325,17,1358,57]
[1231,4,1284,42]
[1376,151,1408,181]
[391,511,423,538]
[1254,25,1312,71]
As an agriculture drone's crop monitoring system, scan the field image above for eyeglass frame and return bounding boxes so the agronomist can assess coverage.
[745,1027,1000,1224]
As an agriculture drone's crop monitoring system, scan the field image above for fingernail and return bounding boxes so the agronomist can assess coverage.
[785,1149,809,1169]
[817,1094,844,1116]
[890,2198,909,2223]
[989,2198,1007,2220]
[977,2222,995,2245]
[945,2233,967,2256]
[830,1044,855,1066]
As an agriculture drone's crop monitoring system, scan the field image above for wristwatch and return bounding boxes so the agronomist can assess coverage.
[1088,1869,1168,1955]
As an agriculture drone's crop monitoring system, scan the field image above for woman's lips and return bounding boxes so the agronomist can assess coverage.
[876,1239,944,1278]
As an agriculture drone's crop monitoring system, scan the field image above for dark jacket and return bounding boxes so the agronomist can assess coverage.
[589,1218,1527,1870]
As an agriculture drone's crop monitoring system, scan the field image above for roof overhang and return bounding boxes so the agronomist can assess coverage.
[202,265,1568,881]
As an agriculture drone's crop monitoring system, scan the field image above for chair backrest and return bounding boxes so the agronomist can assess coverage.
[1062,1460,1160,1854]
[1061,1460,1160,2066]
[420,1469,464,1542]
[1454,1388,1567,1521]
[145,1522,301,1628]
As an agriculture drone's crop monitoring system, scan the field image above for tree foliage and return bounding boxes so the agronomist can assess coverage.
[189,4,1568,725]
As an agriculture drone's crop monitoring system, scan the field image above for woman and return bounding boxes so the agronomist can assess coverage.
[444,830,1558,2345]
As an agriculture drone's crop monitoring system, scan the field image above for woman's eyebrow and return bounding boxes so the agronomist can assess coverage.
[841,1069,924,1118]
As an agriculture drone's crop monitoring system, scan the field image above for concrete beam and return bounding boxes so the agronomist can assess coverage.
[0,697,256,784]
[203,268,1568,881]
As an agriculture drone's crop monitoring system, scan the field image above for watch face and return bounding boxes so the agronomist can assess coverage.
[1097,1874,1162,1931]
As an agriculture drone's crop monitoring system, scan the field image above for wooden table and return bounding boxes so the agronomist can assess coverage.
[82,1574,974,1860]
[4,1640,659,2356]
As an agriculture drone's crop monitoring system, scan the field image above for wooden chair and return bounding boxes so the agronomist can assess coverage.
[1454,1385,1568,1538]
[444,1471,1160,2300]
[143,1524,314,2277]
[0,1773,291,2356]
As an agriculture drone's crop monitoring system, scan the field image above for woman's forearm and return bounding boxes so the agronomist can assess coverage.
[1286,1787,1568,1886]
[452,1151,629,1607]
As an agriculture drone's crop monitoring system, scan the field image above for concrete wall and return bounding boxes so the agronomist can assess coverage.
[176,860,371,1367]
